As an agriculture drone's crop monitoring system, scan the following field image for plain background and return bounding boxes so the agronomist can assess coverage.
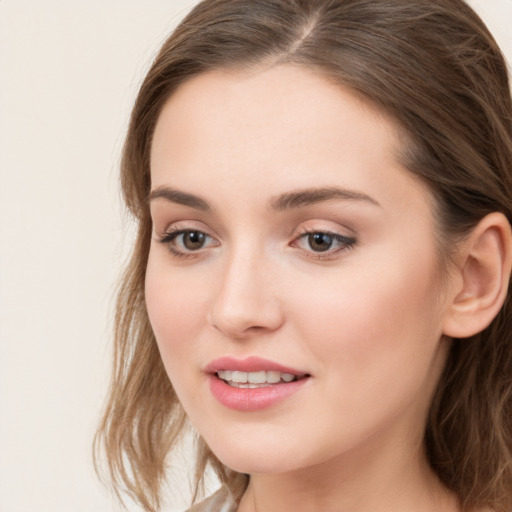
[0,1,511,511]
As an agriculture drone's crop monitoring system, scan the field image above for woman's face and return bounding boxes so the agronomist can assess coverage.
[146,65,454,475]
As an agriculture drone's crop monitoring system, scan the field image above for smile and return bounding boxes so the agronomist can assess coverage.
[206,357,310,411]
[216,370,299,388]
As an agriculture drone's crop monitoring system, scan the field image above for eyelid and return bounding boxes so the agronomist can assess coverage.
[154,220,356,260]
[291,225,357,260]
[156,223,220,259]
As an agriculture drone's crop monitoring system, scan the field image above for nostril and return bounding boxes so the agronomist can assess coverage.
[209,305,284,339]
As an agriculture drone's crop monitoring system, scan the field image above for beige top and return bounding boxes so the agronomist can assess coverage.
[185,486,237,512]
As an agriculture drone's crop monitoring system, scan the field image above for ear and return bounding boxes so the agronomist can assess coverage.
[442,212,512,339]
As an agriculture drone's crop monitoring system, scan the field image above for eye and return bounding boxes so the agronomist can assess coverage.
[158,228,218,257]
[179,230,208,250]
[307,232,336,252]
[292,230,356,258]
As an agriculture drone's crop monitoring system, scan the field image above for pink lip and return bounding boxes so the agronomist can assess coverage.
[205,356,306,375]
[205,356,310,411]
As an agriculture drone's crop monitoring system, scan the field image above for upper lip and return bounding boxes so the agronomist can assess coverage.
[205,356,308,376]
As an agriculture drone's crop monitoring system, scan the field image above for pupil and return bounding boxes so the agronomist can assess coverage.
[184,231,205,250]
[309,233,333,252]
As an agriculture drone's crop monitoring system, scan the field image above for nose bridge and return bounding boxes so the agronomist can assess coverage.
[209,239,283,337]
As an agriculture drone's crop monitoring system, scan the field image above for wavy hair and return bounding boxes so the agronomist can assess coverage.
[94,1,512,510]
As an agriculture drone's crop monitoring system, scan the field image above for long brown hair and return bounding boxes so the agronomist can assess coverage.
[94,1,512,511]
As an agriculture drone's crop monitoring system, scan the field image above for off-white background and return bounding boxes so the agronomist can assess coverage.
[0,1,511,511]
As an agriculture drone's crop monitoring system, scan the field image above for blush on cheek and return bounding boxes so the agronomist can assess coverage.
[145,261,211,369]
[295,253,442,371]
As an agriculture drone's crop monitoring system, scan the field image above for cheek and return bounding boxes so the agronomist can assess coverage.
[291,249,446,409]
[298,249,440,336]
[144,253,209,380]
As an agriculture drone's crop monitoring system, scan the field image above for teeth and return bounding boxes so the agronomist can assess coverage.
[218,370,233,381]
[266,371,281,384]
[217,370,299,386]
[231,371,247,383]
[248,370,266,384]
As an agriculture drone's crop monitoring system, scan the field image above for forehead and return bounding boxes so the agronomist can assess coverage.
[151,65,400,158]
[150,64,429,213]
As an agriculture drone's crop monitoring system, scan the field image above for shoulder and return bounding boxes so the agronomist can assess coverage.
[184,485,237,512]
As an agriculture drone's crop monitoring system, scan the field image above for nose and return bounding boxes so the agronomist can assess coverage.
[208,249,284,339]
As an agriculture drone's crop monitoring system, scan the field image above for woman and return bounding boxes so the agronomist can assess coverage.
[95,1,512,511]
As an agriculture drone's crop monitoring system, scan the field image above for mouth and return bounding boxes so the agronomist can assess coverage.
[215,369,307,388]
[205,356,311,410]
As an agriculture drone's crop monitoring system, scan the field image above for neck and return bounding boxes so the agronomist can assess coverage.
[237,426,459,512]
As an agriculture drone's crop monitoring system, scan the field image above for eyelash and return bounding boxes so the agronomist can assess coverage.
[157,228,217,259]
[291,229,356,260]
[157,227,356,260]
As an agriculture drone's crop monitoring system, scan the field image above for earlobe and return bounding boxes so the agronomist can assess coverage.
[442,212,512,339]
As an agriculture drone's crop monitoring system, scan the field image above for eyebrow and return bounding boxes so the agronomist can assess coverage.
[148,185,380,212]
[149,186,211,211]
[270,187,381,210]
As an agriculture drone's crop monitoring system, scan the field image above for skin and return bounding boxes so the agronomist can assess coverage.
[146,64,465,511]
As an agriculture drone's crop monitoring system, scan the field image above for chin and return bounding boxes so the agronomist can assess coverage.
[202,430,332,476]
[217,452,301,476]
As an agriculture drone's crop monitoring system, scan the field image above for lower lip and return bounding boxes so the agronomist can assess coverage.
[208,375,309,411]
